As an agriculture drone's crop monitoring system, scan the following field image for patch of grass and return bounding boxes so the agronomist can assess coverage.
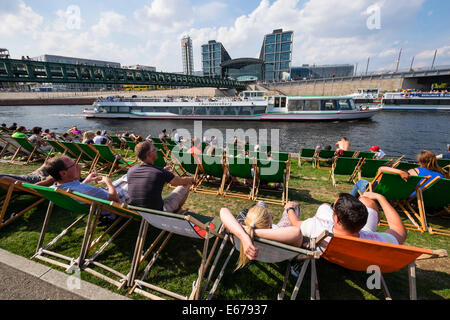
[0,156,449,300]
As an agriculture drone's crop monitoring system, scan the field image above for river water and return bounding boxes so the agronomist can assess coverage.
[1,105,449,161]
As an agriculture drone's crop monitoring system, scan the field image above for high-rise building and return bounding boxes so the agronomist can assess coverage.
[260,29,293,82]
[201,40,232,78]
[181,35,194,75]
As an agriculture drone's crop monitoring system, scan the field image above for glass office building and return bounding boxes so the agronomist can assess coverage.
[291,64,355,80]
[181,35,194,75]
[201,40,232,78]
[221,58,264,82]
[260,29,293,82]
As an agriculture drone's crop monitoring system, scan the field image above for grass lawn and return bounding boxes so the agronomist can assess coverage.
[0,153,449,300]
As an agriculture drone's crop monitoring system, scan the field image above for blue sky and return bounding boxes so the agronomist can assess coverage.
[1,0,449,73]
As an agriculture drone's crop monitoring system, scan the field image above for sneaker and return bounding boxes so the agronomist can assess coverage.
[236,208,248,223]
[256,200,268,208]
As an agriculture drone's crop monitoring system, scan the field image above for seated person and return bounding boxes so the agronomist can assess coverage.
[351,150,449,197]
[29,127,53,151]
[93,131,110,145]
[127,141,194,213]
[44,156,120,223]
[11,126,28,139]
[0,163,54,188]
[436,144,450,159]
[220,204,303,269]
[82,131,96,144]
[369,145,386,159]
[335,137,350,156]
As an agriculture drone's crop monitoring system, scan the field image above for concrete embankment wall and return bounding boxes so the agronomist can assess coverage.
[0,87,234,106]
[267,78,407,96]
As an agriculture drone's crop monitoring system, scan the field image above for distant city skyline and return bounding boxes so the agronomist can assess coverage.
[1,0,450,74]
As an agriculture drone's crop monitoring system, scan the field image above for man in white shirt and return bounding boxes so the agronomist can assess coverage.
[369,145,386,159]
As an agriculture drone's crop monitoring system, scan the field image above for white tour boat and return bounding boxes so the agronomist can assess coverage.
[84,91,380,121]
[382,92,450,111]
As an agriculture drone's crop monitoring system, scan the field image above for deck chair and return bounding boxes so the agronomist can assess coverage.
[409,177,450,236]
[393,161,418,171]
[124,140,136,158]
[90,144,137,176]
[205,230,321,300]
[110,135,124,149]
[357,151,376,160]
[223,156,257,200]
[0,136,21,159]
[45,140,74,157]
[10,137,53,165]
[254,159,291,205]
[0,180,45,229]
[358,158,393,179]
[60,141,95,166]
[314,150,337,168]
[194,154,228,196]
[126,205,224,300]
[437,159,450,168]
[298,148,316,167]
[309,232,447,300]
[366,172,430,233]
[329,157,365,187]
[22,183,143,289]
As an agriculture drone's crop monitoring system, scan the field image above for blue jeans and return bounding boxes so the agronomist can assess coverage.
[351,180,370,197]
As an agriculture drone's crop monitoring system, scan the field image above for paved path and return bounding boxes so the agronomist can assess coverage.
[0,248,130,300]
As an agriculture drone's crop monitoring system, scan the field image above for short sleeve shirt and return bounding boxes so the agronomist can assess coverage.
[127,164,175,211]
[56,181,110,200]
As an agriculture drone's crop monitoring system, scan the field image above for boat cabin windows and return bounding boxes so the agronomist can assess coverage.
[288,100,304,111]
[194,107,207,115]
[223,107,236,115]
[254,106,267,114]
[321,100,337,111]
[338,100,353,110]
[181,107,193,115]
[238,106,252,115]
[304,100,321,111]
[209,107,222,116]
[273,97,287,108]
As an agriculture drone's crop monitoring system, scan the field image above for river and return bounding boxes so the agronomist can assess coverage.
[1,105,449,161]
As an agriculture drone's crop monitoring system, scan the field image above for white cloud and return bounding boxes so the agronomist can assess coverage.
[0,1,43,37]
[91,11,127,37]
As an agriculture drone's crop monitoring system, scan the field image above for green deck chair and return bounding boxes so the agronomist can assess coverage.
[342,150,357,158]
[76,143,115,174]
[46,140,73,157]
[394,162,419,171]
[359,158,393,178]
[60,141,94,165]
[194,154,227,196]
[110,135,123,148]
[411,177,450,237]
[314,149,337,168]
[223,156,256,200]
[0,180,45,230]
[438,159,450,170]
[366,172,430,233]
[0,136,21,159]
[23,183,143,289]
[127,205,224,300]
[357,151,376,160]
[10,137,53,165]
[90,144,137,176]
[298,148,316,167]
[329,157,364,187]
[254,159,290,205]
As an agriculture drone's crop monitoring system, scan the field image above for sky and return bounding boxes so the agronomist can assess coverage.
[1,0,450,73]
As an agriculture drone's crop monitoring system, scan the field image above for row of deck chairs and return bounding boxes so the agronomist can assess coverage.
[169,149,291,205]
[0,180,446,300]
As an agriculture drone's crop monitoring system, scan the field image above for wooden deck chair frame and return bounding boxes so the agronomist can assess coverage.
[193,153,228,196]
[90,144,137,177]
[365,172,431,233]
[222,156,257,201]
[59,141,95,167]
[126,205,224,300]
[23,184,142,289]
[45,140,74,157]
[253,158,291,206]
[298,148,316,167]
[353,158,393,181]
[204,230,323,300]
[0,180,46,229]
[313,150,337,169]
[10,137,52,165]
[312,231,448,300]
[408,177,450,237]
[329,156,365,187]
[0,136,20,159]
[75,143,111,174]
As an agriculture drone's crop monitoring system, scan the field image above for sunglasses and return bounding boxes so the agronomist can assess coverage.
[65,162,77,170]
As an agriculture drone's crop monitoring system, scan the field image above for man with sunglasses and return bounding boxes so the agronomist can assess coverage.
[44,155,119,206]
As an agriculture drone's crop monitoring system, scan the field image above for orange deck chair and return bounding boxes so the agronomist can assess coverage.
[292,232,447,300]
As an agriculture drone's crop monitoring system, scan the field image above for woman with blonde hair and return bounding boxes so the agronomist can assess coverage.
[82,131,95,145]
[220,203,302,270]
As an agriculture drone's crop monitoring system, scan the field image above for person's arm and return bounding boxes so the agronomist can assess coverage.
[99,176,119,202]
[436,154,443,159]
[377,166,410,181]
[169,176,195,187]
[220,208,258,260]
[254,227,302,247]
[284,202,302,228]
[363,191,407,244]
[35,176,55,187]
